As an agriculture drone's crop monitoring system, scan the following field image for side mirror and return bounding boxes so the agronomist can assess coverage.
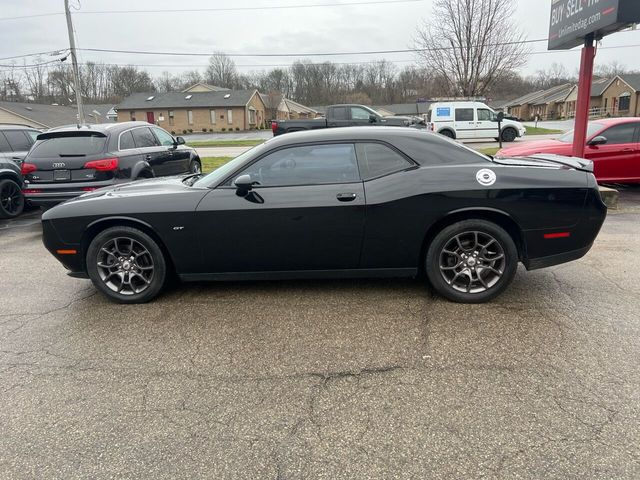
[496,112,505,122]
[175,136,186,145]
[234,174,254,191]
[588,136,607,146]
[369,114,377,124]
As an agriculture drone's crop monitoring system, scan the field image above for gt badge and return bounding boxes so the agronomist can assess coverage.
[476,169,496,186]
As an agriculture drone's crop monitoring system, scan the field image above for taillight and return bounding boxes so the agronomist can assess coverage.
[22,188,42,194]
[84,158,118,171]
[21,162,37,175]
[271,121,278,134]
[82,187,97,192]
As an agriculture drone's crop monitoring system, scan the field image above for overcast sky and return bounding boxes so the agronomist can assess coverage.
[1,0,639,78]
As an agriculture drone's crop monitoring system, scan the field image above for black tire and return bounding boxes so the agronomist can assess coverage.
[86,226,167,304]
[425,220,518,303]
[439,129,455,139]
[0,178,24,219]
[501,128,517,143]
[189,159,202,174]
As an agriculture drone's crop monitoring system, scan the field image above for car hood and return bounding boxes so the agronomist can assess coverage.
[82,176,199,200]
[496,139,571,157]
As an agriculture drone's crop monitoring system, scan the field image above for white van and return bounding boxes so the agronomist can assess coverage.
[428,101,526,142]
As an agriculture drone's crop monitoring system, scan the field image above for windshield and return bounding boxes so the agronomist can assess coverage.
[558,123,603,143]
[192,143,268,188]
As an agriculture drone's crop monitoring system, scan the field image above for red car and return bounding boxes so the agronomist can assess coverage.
[496,118,640,183]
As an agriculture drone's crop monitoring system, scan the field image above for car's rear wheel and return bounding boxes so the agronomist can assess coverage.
[0,178,24,219]
[86,226,167,304]
[189,159,202,174]
[439,129,455,139]
[501,128,517,142]
[426,220,518,303]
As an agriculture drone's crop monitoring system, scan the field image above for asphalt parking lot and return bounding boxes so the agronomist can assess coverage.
[1,191,639,479]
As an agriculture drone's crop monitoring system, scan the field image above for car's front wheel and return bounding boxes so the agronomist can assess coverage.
[189,159,202,174]
[0,178,25,219]
[86,226,167,303]
[501,128,518,142]
[426,220,518,303]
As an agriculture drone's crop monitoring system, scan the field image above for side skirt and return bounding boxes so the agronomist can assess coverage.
[179,268,418,282]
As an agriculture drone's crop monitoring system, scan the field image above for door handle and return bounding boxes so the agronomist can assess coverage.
[622,148,635,152]
[336,192,357,202]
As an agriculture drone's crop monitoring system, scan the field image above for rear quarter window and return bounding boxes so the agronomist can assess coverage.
[0,133,11,152]
[394,135,491,166]
[29,135,107,158]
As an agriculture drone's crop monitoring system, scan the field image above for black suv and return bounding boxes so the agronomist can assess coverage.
[21,122,201,207]
[0,125,40,218]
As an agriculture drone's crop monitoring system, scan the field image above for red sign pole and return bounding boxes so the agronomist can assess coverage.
[572,34,596,158]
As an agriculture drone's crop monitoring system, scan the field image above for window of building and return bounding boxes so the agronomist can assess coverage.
[234,144,359,187]
[455,108,474,122]
[210,109,216,125]
[356,143,414,180]
[168,110,175,126]
[187,110,193,125]
[227,110,233,125]
[248,109,256,124]
[619,94,631,112]
[129,111,136,121]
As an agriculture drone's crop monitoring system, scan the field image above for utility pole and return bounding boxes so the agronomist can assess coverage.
[64,0,85,125]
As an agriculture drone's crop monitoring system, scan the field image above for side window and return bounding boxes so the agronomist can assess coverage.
[332,107,348,120]
[350,107,371,120]
[477,109,494,121]
[153,128,175,147]
[235,144,359,187]
[132,127,159,148]
[601,123,638,145]
[3,131,32,151]
[0,133,11,152]
[455,108,474,122]
[119,130,136,150]
[356,143,413,180]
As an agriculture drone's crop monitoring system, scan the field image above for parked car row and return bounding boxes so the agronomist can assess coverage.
[0,122,201,218]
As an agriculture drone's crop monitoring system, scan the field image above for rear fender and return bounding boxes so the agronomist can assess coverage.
[131,162,153,179]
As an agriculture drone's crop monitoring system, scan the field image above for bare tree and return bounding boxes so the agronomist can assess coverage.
[205,52,238,88]
[415,0,529,97]
[595,60,628,78]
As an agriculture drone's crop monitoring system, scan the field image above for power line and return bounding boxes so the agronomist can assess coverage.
[78,38,550,58]
[0,0,423,22]
[0,49,69,62]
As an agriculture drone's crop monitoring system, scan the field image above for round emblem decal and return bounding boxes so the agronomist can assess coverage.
[476,169,496,186]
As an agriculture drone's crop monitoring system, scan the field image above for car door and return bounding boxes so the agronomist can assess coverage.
[585,122,640,182]
[327,106,350,128]
[195,143,365,273]
[131,127,167,176]
[152,127,190,175]
[454,107,476,139]
[475,108,499,140]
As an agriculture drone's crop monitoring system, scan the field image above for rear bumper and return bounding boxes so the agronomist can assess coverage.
[24,180,117,206]
[525,244,592,270]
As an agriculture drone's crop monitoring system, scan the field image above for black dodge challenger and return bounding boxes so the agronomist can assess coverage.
[41,127,607,304]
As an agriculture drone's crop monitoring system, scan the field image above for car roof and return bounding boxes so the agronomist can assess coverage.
[430,101,488,109]
[44,121,154,136]
[264,126,451,148]
[0,124,41,131]
[591,117,640,127]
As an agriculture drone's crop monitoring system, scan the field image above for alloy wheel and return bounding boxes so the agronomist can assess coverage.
[0,181,23,216]
[96,237,154,295]
[439,231,506,294]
